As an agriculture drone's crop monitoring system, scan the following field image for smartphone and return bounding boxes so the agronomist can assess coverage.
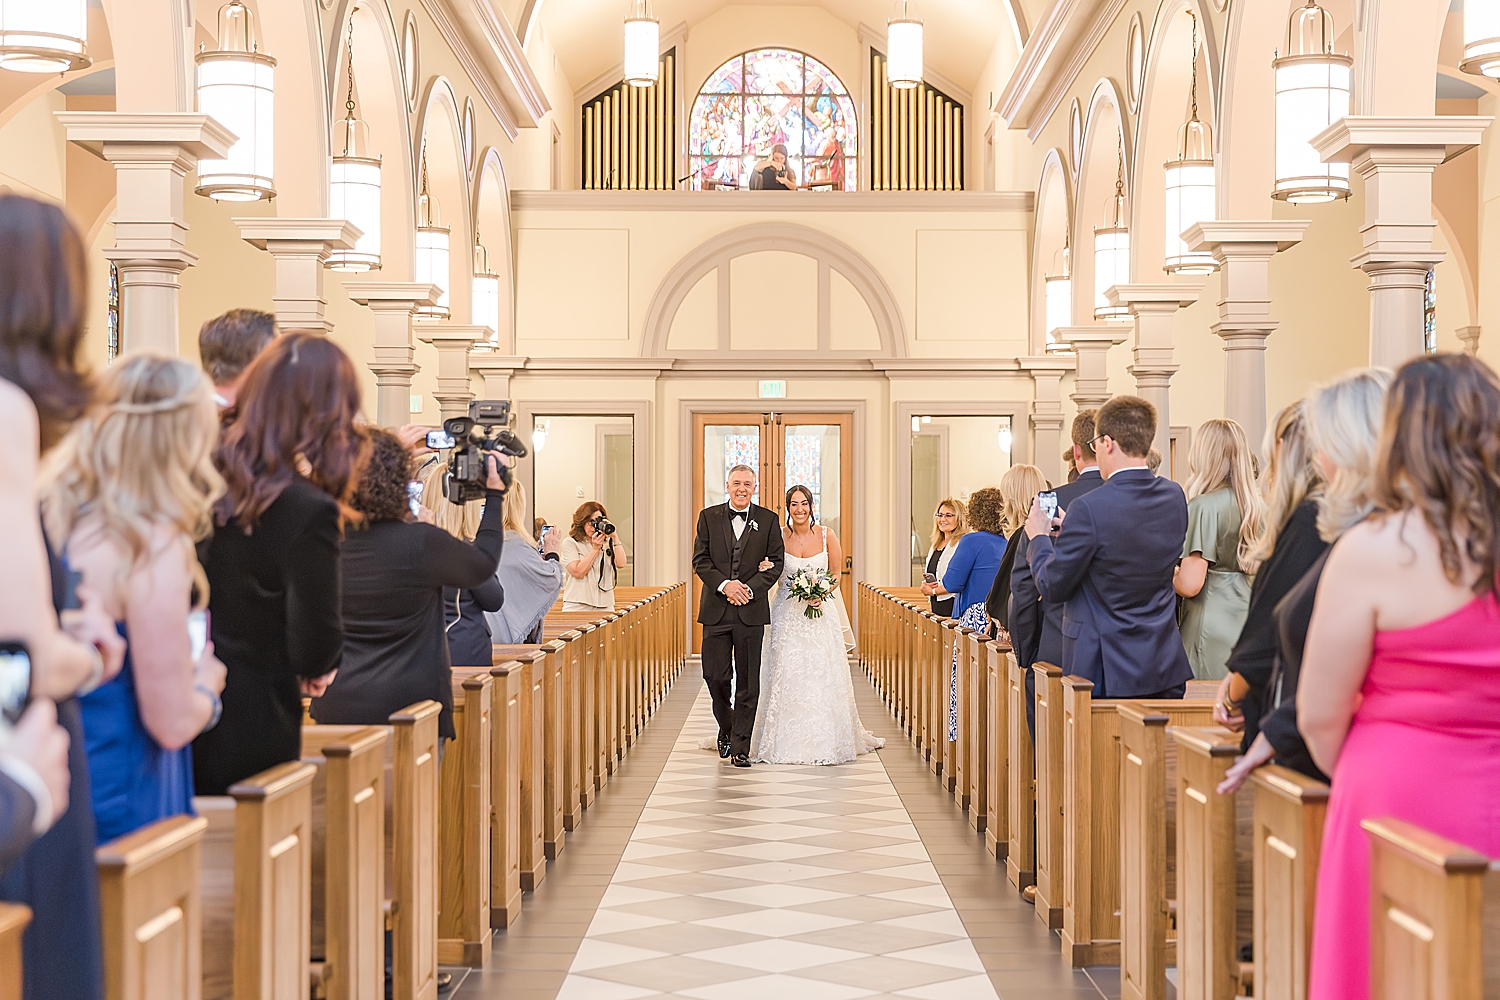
[426,429,455,450]
[0,642,32,726]
[922,572,937,584]
[1037,490,1059,520]
[538,524,552,551]
[407,481,424,517]
[187,610,209,662]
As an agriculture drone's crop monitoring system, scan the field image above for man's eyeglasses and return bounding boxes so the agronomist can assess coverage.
[1089,434,1111,448]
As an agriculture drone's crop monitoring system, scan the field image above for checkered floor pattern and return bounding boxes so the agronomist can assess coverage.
[554,689,1001,1000]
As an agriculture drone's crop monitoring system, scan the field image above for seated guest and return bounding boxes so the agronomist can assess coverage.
[559,502,627,612]
[1303,354,1500,1000]
[196,308,276,412]
[917,497,967,617]
[418,461,504,667]
[312,430,506,742]
[1215,370,1388,794]
[935,487,1008,740]
[43,355,228,842]
[487,482,564,645]
[1025,396,1191,698]
[753,144,801,191]
[1176,419,1265,680]
[194,333,368,796]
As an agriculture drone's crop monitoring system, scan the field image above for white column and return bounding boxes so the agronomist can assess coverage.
[1312,116,1491,368]
[56,112,235,356]
[234,219,362,334]
[1185,221,1311,451]
[1056,326,1129,410]
[342,282,439,428]
[1019,354,1076,485]
[417,326,486,421]
[1456,325,1482,357]
[1104,282,1207,467]
[470,354,529,400]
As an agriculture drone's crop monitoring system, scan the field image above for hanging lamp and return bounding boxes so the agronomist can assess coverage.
[1164,13,1217,274]
[196,0,276,201]
[887,0,923,89]
[622,0,659,87]
[471,236,501,339]
[413,153,450,321]
[1094,143,1130,321]
[1043,241,1072,348]
[1462,0,1500,79]
[328,14,382,272]
[1271,0,1351,203]
[0,0,89,73]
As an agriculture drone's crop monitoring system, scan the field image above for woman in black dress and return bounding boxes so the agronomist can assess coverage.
[754,143,801,191]
[193,333,370,795]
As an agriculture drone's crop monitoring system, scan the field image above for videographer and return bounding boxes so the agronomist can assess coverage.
[559,501,626,612]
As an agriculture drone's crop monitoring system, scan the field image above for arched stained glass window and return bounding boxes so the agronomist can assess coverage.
[688,49,857,191]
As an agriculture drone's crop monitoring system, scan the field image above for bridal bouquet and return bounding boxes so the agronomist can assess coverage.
[786,568,840,619]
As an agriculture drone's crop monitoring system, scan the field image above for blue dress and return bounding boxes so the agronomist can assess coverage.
[79,625,196,844]
[941,531,1010,739]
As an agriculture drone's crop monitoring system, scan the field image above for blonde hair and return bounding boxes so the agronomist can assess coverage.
[998,465,1049,536]
[1306,367,1392,542]
[502,480,535,545]
[928,497,968,551]
[1242,401,1324,574]
[41,353,223,607]
[420,460,482,541]
[1185,418,1267,567]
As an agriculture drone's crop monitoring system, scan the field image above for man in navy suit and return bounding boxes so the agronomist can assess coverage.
[1024,395,1192,699]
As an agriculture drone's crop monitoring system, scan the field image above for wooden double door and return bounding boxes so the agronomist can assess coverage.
[690,411,854,649]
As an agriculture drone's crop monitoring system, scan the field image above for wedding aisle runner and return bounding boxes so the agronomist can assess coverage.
[556,689,1001,1000]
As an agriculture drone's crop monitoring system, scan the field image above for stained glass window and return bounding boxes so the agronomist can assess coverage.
[107,262,120,363]
[688,49,857,191]
[1424,268,1437,354]
[784,433,823,519]
[722,434,760,505]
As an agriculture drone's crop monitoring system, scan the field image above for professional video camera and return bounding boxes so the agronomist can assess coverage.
[430,400,527,504]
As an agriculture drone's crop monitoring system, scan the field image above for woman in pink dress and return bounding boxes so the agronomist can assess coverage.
[1301,352,1500,1000]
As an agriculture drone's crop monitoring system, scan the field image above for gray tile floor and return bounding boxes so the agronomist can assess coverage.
[455,662,1123,1000]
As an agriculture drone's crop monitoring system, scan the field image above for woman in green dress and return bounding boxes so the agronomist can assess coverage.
[1175,418,1265,680]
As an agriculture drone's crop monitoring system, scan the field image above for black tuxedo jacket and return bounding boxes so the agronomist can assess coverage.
[693,502,786,626]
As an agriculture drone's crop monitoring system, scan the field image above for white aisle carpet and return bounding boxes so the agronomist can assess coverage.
[556,689,1002,1000]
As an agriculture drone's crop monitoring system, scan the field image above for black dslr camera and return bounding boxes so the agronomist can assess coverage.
[442,400,527,504]
[590,514,616,536]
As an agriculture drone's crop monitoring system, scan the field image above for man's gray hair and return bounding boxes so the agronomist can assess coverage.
[726,464,757,481]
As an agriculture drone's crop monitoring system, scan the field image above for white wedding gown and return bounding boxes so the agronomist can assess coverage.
[749,530,885,765]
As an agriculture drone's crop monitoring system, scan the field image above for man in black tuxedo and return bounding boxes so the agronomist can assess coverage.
[692,465,786,767]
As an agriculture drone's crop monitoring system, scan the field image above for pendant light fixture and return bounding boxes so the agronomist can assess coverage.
[413,152,450,321]
[1164,13,1217,275]
[1271,0,1351,204]
[1043,240,1072,348]
[196,0,276,202]
[1094,142,1130,321]
[471,235,501,339]
[997,423,1013,454]
[1462,0,1500,78]
[328,14,381,272]
[0,0,90,73]
[622,0,659,87]
[887,0,923,90]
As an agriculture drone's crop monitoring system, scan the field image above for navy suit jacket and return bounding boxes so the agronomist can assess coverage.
[1007,469,1105,671]
[1026,467,1192,697]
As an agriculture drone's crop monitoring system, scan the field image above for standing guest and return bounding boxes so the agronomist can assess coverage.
[43,356,228,842]
[1146,449,1163,476]
[487,482,564,645]
[312,430,506,742]
[0,703,71,874]
[1303,355,1500,1000]
[196,308,276,412]
[1063,448,1078,484]
[193,333,368,795]
[1025,396,1192,698]
[1216,370,1388,795]
[985,465,1049,643]
[1175,419,1265,680]
[559,502,627,612]
[917,498,967,617]
[937,487,1008,739]
[0,193,128,1000]
[418,461,504,667]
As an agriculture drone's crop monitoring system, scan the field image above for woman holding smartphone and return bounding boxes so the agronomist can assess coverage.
[42,355,228,842]
[918,498,967,616]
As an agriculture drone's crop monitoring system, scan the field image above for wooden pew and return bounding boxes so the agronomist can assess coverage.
[0,903,26,1000]
[97,814,206,1000]
[515,650,549,890]
[1364,817,1500,1000]
[983,639,1009,860]
[1250,764,1329,1000]
[963,629,990,832]
[439,672,494,962]
[1031,661,1064,928]
[1005,651,1035,891]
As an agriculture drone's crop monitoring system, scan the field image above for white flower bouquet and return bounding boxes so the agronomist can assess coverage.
[786,568,840,619]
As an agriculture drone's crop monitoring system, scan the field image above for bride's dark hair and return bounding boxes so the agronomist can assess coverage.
[785,484,816,525]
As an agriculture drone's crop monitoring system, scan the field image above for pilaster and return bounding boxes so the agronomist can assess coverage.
[1456,325,1482,357]
[1104,282,1207,470]
[1019,354,1076,485]
[417,326,486,421]
[343,282,439,428]
[235,219,362,334]
[470,354,529,400]
[1056,327,1128,411]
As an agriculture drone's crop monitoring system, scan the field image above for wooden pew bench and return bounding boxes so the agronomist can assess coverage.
[97,814,206,1000]
[1250,764,1329,1000]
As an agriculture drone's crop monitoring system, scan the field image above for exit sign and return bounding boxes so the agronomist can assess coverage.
[759,379,787,399]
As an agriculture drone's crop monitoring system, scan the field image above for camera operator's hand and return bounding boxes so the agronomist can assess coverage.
[484,454,509,493]
[300,669,337,698]
[396,424,434,456]
[589,530,608,551]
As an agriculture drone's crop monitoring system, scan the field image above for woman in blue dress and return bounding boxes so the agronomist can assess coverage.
[931,487,1009,740]
[42,354,228,843]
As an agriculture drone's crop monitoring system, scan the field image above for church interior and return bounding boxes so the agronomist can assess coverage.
[3,0,1497,997]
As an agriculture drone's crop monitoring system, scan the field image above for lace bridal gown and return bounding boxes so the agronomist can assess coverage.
[750,529,885,765]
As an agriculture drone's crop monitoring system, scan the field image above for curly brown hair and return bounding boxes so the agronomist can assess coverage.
[966,486,1005,534]
[349,428,414,524]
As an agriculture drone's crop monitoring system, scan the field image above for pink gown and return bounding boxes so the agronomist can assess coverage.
[1309,592,1500,999]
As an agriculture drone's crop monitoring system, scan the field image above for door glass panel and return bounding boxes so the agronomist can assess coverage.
[703,425,761,507]
[910,432,942,585]
[531,415,635,585]
[909,415,1015,585]
[784,423,840,540]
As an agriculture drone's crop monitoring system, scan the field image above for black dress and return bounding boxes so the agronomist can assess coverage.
[926,547,954,617]
[443,573,505,667]
[194,477,345,795]
[313,489,504,740]
[755,164,796,190]
[1259,551,1331,783]
[1224,500,1328,751]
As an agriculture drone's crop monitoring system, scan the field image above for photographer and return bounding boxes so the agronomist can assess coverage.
[559,502,626,612]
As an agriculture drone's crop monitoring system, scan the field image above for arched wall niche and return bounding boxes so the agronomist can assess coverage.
[255,0,332,215]
[415,75,474,323]
[641,223,907,360]
[472,146,516,351]
[1073,78,1131,325]
[1031,148,1071,354]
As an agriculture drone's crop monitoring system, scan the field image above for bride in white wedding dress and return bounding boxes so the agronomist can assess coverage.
[750,485,885,765]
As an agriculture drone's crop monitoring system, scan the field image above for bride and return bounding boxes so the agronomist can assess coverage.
[750,485,884,765]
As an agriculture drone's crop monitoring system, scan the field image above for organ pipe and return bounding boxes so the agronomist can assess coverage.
[869,49,964,191]
[580,49,676,189]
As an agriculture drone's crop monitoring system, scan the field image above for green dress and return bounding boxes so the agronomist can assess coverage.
[1179,487,1252,680]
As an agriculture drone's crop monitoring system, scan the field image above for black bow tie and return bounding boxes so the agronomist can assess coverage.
[731,510,748,522]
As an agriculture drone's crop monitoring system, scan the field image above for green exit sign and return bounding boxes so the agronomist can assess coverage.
[758,379,787,399]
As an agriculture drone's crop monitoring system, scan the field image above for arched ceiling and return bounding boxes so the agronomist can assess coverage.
[534,0,1013,96]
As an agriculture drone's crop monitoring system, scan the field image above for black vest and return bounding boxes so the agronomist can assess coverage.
[729,512,748,576]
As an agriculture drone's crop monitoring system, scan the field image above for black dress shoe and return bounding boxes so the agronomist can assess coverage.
[732,753,751,768]
[717,735,732,758]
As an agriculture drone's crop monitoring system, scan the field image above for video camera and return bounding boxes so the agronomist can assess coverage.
[439,400,527,504]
